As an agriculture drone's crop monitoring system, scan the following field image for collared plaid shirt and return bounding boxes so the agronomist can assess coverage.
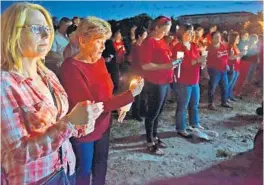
[1,66,77,185]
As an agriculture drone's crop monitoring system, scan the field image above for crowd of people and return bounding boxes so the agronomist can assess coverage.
[1,2,263,185]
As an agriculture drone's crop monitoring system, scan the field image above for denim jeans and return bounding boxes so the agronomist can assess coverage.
[132,86,147,117]
[175,83,200,131]
[208,68,229,104]
[70,139,94,185]
[71,129,110,185]
[228,71,240,99]
[145,81,169,143]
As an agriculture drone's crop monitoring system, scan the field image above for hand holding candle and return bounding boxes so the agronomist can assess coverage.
[118,77,144,123]
[129,77,144,97]
[243,45,248,55]
[176,51,184,78]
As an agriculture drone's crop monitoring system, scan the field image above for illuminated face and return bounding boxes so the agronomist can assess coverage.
[183,30,193,42]
[212,32,221,44]
[114,31,122,41]
[80,36,106,62]
[73,18,80,25]
[156,24,172,38]
[19,9,52,58]
[242,33,249,41]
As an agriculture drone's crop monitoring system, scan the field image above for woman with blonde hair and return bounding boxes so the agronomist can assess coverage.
[1,2,104,185]
[59,17,144,185]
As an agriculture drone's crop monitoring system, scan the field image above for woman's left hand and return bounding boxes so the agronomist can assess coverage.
[117,108,127,123]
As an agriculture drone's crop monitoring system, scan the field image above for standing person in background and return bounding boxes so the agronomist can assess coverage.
[207,31,232,110]
[112,29,127,77]
[46,17,72,75]
[1,3,104,184]
[129,26,148,121]
[204,24,217,46]
[234,30,250,97]
[124,25,137,57]
[140,16,181,155]
[172,24,206,138]
[60,17,144,185]
[193,26,210,80]
[227,31,246,102]
[72,16,80,27]
[63,24,79,60]
[237,34,260,97]
[102,37,119,94]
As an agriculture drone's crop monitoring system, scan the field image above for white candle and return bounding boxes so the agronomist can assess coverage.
[177,64,181,78]
[176,52,184,78]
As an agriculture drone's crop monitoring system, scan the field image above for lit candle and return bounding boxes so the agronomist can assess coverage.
[244,45,248,51]
[130,79,138,86]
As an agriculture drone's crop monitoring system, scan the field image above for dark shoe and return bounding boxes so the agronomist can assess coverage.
[154,138,167,148]
[208,104,217,111]
[147,143,164,156]
[133,115,143,122]
[230,97,237,102]
[221,102,233,108]
[177,131,192,138]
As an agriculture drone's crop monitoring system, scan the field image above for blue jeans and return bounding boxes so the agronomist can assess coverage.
[70,139,94,185]
[228,71,240,99]
[208,68,229,104]
[71,128,110,185]
[145,81,169,142]
[175,83,200,131]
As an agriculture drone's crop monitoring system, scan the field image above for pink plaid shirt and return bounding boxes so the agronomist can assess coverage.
[1,66,77,185]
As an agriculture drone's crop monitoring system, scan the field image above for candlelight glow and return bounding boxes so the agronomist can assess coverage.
[130,79,138,86]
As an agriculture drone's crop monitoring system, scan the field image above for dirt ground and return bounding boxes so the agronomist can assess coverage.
[105,76,263,185]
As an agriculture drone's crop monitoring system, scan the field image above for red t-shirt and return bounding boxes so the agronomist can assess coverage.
[130,43,143,75]
[228,46,241,72]
[139,37,173,84]
[113,40,126,64]
[207,43,229,72]
[60,57,134,142]
[172,42,201,85]
[204,33,212,47]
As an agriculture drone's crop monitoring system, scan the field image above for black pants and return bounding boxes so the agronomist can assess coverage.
[106,62,120,93]
[144,81,169,143]
[132,86,147,117]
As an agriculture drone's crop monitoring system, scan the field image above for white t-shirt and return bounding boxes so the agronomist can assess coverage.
[51,31,69,56]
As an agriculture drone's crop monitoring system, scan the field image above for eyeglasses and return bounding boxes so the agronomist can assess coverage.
[19,24,53,34]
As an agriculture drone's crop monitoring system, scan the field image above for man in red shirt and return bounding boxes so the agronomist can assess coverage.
[207,31,232,110]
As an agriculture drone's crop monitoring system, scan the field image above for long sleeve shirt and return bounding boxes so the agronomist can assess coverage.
[1,66,77,184]
[60,57,134,142]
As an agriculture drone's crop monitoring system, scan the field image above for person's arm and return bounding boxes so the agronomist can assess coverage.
[1,83,75,164]
[141,63,173,71]
[140,38,174,71]
[60,61,134,114]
